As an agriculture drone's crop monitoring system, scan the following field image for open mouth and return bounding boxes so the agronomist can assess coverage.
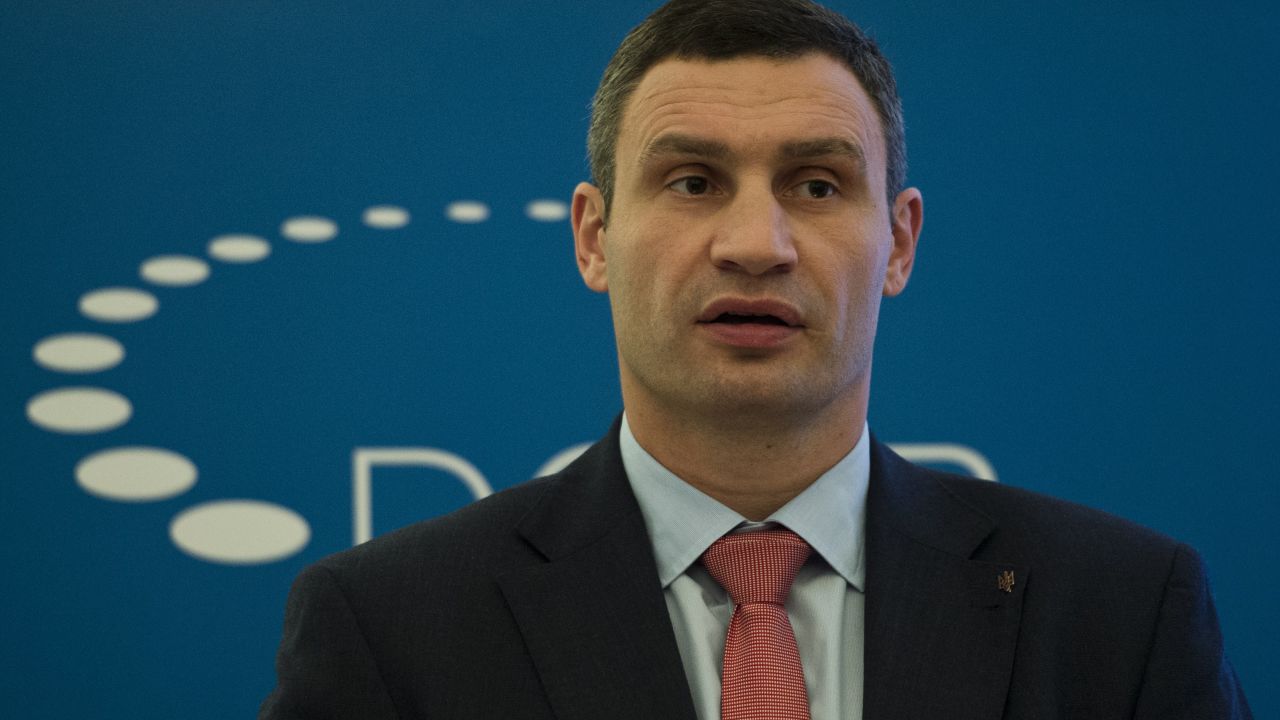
[696,298,804,340]
[708,312,791,326]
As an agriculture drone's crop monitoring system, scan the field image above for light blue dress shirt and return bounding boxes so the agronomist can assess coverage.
[620,415,869,720]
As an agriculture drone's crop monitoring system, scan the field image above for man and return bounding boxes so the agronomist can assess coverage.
[261,1,1251,718]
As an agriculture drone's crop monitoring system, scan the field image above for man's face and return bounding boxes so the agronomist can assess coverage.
[572,53,921,425]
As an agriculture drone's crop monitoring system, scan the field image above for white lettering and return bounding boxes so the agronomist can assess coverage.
[351,448,493,545]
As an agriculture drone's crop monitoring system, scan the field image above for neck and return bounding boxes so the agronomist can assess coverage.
[624,396,865,521]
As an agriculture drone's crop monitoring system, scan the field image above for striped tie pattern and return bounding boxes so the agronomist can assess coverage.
[701,528,813,720]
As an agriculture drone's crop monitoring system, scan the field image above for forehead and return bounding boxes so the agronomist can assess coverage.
[618,53,884,171]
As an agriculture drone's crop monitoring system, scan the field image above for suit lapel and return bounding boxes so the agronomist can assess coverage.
[496,420,698,720]
[863,438,1027,720]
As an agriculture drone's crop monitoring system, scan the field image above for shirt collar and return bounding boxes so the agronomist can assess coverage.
[621,414,869,590]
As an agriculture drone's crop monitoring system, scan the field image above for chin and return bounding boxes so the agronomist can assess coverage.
[693,378,825,416]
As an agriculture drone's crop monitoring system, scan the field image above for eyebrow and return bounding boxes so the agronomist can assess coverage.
[779,138,866,174]
[638,133,731,165]
[638,133,865,174]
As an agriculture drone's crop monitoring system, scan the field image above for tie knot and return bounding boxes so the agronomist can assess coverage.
[700,528,812,606]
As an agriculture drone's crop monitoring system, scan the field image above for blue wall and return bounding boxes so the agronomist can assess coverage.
[2,1,1275,716]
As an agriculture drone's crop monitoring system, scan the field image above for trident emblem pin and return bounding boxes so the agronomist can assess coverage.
[997,570,1016,593]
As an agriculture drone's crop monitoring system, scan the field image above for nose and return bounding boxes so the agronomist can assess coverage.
[709,186,798,276]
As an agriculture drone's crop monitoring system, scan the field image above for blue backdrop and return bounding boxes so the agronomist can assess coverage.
[2,1,1275,717]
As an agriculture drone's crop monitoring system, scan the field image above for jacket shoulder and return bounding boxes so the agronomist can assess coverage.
[314,471,560,584]
[935,470,1182,562]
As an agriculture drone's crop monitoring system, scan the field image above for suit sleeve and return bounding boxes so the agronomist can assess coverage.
[259,563,401,720]
[1132,543,1252,719]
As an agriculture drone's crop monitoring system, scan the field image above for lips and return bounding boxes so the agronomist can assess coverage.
[697,298,803,328]
[696,297,804,349]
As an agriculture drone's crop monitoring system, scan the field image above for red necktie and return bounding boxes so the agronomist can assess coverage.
[700,528,813,720]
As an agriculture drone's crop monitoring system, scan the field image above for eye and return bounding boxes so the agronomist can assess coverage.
[668,176,711,196]
[798,179,838,199]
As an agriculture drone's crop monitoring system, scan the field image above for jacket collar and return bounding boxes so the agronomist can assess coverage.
[497,416,699,720]
[498,421,1027,720]
[862,436,1028,720]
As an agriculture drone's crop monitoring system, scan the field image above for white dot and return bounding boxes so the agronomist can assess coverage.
[76,446,197,502]
[79,287,158,323]
[281,216,338,243]
[26,387,132,434]
[140,254,210,287]
[363,205,411,229]
[33,333,125,373]
[525,199,569,222]
[208,234,271,263]
[170,500,311,565]
[446,201,490,223]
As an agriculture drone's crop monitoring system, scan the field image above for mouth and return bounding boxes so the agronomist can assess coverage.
[706,312,792,326]
[697,298,804,328]
[696,298,804,349]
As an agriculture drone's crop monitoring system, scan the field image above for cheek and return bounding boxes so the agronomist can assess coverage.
[612,228,691,295]
[606,245,664,325]
[822,250,888,329]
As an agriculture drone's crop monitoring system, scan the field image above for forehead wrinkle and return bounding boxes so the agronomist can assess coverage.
[634,89,866,125]
[626,72,872,128]
[627,98,878,159]
[619,57,887,180]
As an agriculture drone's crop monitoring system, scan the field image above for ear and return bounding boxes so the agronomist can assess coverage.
[572,182,609,293]
[883,187,923,297]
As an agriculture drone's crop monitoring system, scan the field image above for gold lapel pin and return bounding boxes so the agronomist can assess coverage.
[998,569,1016,593]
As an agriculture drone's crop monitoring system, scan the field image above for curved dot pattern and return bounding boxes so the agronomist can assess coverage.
[31,201,555,564]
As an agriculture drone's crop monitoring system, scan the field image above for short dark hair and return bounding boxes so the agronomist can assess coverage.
[587,0,907,216]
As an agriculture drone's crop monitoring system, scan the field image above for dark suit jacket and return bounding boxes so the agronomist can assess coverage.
[260,420,1251,719]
